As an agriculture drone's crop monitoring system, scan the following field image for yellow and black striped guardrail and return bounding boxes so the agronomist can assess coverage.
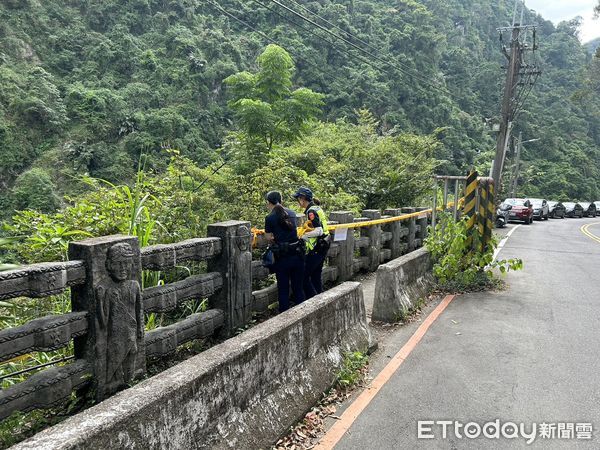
[464,170,478,249]
[462,170,495,253]
[484,182,495,251]
[477,178,495,252]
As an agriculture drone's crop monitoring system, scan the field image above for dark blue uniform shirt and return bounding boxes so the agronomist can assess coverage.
[265,208,298,244]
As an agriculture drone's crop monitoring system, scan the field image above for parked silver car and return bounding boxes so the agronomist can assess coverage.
[529,198,549,221]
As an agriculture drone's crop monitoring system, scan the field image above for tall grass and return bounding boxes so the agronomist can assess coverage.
[0,292,73,389]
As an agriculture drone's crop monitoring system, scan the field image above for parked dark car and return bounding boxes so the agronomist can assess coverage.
[529,198,549,221]
[580,202,597,217]
[563,202,584,218]
[595,202,600,217]
[547,201,566,219]
[504,198,534,224]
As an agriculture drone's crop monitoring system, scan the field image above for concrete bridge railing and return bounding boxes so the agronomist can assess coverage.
[0,208,429,424]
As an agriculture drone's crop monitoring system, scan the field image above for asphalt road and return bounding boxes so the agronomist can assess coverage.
[333,217,600,449]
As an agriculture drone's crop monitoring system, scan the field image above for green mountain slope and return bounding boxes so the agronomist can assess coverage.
[0,0,598,211]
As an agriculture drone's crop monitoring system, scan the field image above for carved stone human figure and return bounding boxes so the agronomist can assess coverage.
[233,226,252,328]
[95,242,143,395]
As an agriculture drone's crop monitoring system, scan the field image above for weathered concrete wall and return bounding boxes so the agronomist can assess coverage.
[13,282,372,450]
[372,248,433,323]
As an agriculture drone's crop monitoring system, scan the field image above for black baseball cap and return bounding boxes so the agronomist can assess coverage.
[292,187,313,201]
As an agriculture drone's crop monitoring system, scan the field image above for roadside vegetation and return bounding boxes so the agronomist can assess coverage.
[425,213,523,292]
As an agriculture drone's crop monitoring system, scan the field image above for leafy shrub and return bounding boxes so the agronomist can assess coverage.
[336,351,368,389]
[425,213,523,291]
[11,168,61,213]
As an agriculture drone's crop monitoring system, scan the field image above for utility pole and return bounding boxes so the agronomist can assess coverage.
[492,0,541,197]
[492,25,521,193]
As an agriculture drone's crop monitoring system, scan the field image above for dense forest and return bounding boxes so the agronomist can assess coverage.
[1,0,599,260]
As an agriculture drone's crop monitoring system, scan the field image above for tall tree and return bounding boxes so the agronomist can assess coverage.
[224,44,323,172]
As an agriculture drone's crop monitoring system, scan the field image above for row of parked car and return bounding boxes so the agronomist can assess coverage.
[496,199,600,226]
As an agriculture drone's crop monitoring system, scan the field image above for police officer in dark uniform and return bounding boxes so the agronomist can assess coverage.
[293,187,330,299]
[264,191,305,312]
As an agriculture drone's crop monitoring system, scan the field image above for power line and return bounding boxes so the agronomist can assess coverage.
[268,0,448,94]
[211,1,275,46]
[249,0,381,78]
[287,0,446,90]
[513,73,539,119]
[288,0,374,49]
[263,0,452,97]
[228,0,462,101]
[249,0,402,83]
[211,1,366,90]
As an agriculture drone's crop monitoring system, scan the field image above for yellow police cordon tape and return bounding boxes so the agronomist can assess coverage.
[251,200,461,247]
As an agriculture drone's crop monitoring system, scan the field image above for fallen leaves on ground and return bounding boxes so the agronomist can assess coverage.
[273,370,368,449]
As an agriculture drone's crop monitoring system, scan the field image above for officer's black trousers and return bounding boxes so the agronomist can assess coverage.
[304,251,326,299]
[274,253,305,312]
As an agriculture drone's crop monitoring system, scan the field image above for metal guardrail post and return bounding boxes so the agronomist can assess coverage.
[478,179,488,253]
[443,178,449,210]
[485,181,496,250]
[432,178,438,231]
[464,170,478,250]
[453,179,460,221]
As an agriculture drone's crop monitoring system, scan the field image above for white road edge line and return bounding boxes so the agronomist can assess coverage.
[493,224,521,261]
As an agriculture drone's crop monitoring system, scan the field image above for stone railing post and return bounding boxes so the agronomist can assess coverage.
[69,235,144,401]
[207,220,252,336]
[329,211,354,282]
[401,207,416,251]
[362,209,381,272]
[383,208,404,259]
[415,207,429,245]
